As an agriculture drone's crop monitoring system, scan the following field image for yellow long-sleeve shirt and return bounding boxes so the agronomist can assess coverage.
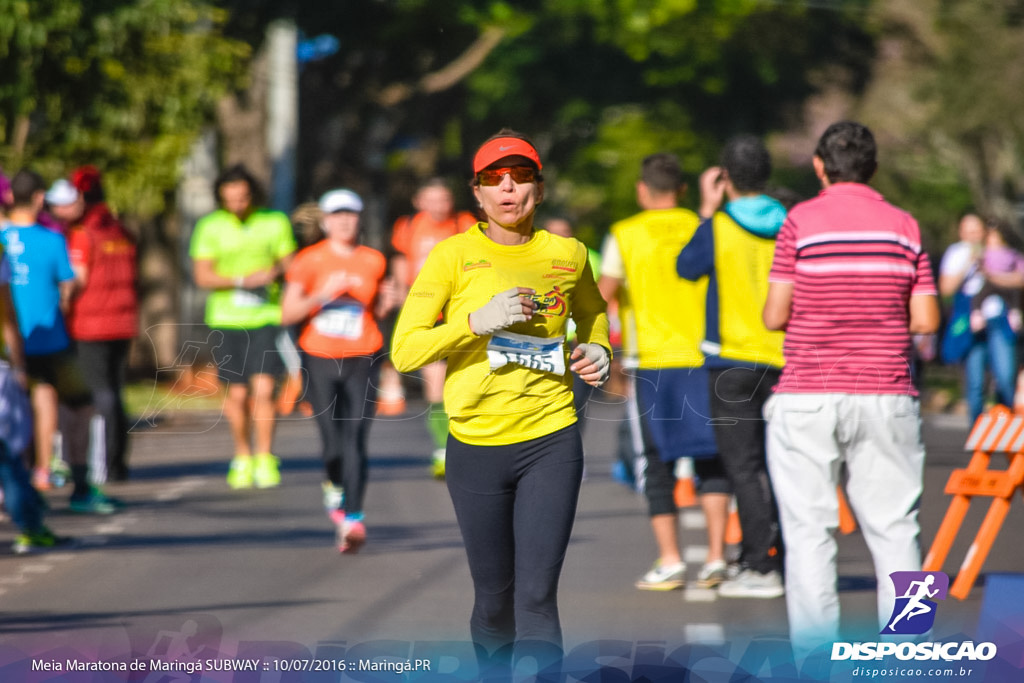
[392,224,610,445]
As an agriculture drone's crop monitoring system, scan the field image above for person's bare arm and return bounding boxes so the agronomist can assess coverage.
[280,281,317,326]
[597,275,622,304]
[375,276,401,318]
[244,252,295,289]
[698,166,727,219]
[763,281,794,331]
[193,253,292,290]
[984,270,1024,289]
[274,252,294,279]
[58,280,76,315]
[938,272,965,298]
[71,262,89,290]
[281,271,355,326]
[390,254,410,300]
[193,258,235,289]
[909,294,941,334]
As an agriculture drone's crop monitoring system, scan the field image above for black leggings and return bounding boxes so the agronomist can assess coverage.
[303,353,376,514]
[445,425,584,659]
[77,340,130,476]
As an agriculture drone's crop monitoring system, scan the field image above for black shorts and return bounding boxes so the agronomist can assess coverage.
[26,349,93,407]
[211,326,285,384]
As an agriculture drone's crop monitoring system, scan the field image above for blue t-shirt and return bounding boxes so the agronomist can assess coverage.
[0,224,75,355]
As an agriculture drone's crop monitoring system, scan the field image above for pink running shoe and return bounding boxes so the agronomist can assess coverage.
[329,509,346,551]
[330,511,366,554]
[341,520,365,554]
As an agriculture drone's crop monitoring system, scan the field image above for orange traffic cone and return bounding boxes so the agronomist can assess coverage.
[725,505,743,546]
[673,457,698,508]
[837,485,857,535]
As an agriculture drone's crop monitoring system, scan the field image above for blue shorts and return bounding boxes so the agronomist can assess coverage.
[635,366,718,461]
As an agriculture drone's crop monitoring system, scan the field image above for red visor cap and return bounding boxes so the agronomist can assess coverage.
[472,137,543,173]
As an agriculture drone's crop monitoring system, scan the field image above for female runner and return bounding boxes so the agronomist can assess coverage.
[392,130,611,674]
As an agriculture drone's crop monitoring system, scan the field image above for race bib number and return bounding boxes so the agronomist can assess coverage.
[487,331,565,375]
[312,303,364,339]
[232,287,268,308]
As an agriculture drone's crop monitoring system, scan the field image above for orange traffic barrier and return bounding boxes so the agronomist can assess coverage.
[923,405,1024,599]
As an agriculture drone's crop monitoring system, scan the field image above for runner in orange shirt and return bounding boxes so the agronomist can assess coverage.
[389,178,476,478]
[282,189,393,553]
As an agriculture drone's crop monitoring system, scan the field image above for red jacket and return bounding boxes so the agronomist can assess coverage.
[66,203,139,341]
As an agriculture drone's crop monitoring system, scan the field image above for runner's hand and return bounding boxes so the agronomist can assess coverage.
[316,272,351,303]
[698,166,727,218]
[570,343,610,387]
[469,287,536,335]
[377,276,401,313]
[241,268,277,288]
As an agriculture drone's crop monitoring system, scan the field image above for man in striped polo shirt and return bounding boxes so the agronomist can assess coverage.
[762,121,940,663]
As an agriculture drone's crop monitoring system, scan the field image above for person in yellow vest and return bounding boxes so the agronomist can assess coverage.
[676,135,787,599]
[392,129,610,676]
[598,153,732,591]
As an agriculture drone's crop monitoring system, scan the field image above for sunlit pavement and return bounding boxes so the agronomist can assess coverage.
[0,394,1019,680]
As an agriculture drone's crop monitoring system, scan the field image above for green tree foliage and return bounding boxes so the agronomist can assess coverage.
[922,0,1024,223]
[0,0,248,216]
[218,0,517,217]
[858,0,1024,245]
[219,1,871,244]
[460,2,873,239]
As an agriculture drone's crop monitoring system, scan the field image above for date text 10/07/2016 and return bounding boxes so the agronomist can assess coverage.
[272,658,432,673]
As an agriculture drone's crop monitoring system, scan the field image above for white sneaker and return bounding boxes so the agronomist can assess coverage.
[635,560,686,590]
[717,568,785,599]
[321,481,344,511]
[696,559,731,588]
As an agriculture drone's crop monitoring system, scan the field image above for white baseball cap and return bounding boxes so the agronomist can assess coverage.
[319,188,363,214]
[46,179,79,207]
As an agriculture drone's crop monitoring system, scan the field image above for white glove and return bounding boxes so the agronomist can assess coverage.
[570,343,611,387]
[469,288,531,335]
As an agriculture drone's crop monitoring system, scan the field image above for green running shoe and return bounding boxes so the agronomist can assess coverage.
[431,448,446,480]
[253,453,281,489]
[69,487,122,515]
[12,526,75,554]
[226,455,254,489]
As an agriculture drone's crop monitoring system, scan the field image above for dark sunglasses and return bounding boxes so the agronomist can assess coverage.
[477,166,538,186]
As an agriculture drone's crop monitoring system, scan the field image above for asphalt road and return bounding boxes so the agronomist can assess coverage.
[1,392,1022,682]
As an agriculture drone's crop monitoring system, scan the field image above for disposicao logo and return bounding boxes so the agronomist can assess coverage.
[831,570,998,663]
[882,571,948,635]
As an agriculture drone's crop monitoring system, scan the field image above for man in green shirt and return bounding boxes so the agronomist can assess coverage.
[190,164,296,488]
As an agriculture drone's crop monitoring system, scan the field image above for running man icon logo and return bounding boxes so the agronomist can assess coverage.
[881,571,950,635]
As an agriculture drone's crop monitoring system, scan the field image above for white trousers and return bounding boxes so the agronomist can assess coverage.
[765,392,925,661]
